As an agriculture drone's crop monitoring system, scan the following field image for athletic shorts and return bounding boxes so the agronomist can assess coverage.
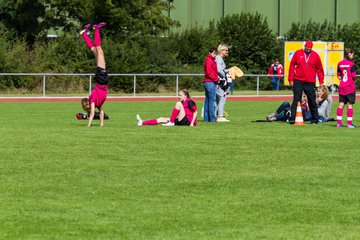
[174,116,191,126]
[95,67,109,85]
[339,92,356,104]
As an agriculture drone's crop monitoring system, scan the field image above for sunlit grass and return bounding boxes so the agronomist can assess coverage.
[0,100,359,239]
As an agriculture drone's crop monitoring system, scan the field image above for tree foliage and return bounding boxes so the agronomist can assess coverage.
[2,3,360,92]
[216,12,275,73]
[285,20,360,66]
[0,0,179,44]
[168,21,219,66]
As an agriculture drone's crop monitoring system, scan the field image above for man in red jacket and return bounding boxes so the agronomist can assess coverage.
[288,40,324,124]
[268,59,284,91]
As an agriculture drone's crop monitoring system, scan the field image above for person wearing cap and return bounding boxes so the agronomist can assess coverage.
[202,47,218,122]
[215,43,230,122]
[288,40,324,124]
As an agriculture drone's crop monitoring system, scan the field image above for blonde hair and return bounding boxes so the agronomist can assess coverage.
[217,43,229,53]
[318,85,329,100]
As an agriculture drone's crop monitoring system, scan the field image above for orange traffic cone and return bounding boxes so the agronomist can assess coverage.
[294,101,304,126]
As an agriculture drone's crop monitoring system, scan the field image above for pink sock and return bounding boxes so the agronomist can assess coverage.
[81,32,94,49]
[142,119,158,125]
[337,108,343,125]
[347,108,353,126]
[94,29,101,47]
[169,108,180,123]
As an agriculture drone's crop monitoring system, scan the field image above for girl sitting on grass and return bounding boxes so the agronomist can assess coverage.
[136,89,198,127]
[316,85,332,122]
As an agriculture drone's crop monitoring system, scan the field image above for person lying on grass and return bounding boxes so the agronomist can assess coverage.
[266,92,311,122]
[136,89,198,127]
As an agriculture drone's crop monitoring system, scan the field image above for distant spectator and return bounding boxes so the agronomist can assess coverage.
[267,59,284,91]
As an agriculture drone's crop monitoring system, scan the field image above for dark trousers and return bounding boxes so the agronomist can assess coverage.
[290,80,318,122]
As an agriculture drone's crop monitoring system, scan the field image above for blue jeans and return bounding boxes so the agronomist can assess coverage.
[271,76,280,91]
[275,101,290,121]
[230,81,234,95]
[203,82,217,122]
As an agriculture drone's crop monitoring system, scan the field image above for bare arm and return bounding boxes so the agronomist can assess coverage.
[87,102,95,127]
[99,108,104,127]
[190,110,198,127]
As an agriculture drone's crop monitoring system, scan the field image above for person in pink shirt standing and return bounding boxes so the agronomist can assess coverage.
[79,22,108,127]
[336,48,357,128]
[136,89,198,127]
[288,40,324,124]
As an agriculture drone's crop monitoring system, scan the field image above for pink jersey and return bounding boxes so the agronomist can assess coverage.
[89,83,108,108]
[183,98,198,126]
[337,58,356,95]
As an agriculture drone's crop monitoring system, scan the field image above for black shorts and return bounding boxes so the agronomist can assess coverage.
[174,117,191,126]
[95,67,109,85]
[339,92,356,104]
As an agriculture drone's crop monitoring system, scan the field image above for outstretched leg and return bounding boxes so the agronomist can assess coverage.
[80,24,94,49]
[93,22,107,69]
[136,114,169,126]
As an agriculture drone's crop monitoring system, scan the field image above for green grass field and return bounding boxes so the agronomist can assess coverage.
[1,100,360,240]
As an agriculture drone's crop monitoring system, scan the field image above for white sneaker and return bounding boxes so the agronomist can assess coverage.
[162,121,175,126]
[136,114,143,126]
[217,117,230,122]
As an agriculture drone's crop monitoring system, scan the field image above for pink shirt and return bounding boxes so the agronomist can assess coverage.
[337,58,356,95]
[89,83,108,109]
[183,98,198,126]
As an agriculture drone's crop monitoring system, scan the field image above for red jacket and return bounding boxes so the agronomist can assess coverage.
[288,49,324,84]
[203,54,218,83]
[268,63,284,78]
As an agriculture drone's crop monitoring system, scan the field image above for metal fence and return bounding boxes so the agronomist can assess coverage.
[0,73,340,97]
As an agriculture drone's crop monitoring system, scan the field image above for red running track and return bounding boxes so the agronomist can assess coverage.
[0,95,340,102]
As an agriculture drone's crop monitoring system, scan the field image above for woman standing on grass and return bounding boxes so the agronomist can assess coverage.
[336,48,357,128]
[80,22,109,127]
[203,47,218,123]
[136,89,198,127]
